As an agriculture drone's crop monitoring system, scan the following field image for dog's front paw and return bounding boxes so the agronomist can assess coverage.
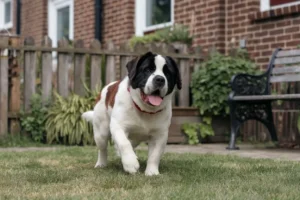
[94,161,107,168]
[122,153,140,174]
[145,166,160,176]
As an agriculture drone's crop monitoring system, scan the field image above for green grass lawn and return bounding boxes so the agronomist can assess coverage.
[0,146,300,200]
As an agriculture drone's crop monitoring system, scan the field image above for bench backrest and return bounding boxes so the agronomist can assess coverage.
[271,49,300,83]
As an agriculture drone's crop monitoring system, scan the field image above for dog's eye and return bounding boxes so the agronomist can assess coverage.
[149,65,155,71]
[145,65,155,73]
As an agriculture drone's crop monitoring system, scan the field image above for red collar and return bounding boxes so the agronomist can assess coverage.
[127,87,163,115]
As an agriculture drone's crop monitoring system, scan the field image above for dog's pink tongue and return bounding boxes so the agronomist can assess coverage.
[148,95,163,106]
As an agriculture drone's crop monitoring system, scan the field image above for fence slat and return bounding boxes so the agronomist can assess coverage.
[120,43,132,79]
[162,43,177,106]
[178,44,190,107]
[41,36,52,103]
[24,37,36,111]
[74,39,86,95]
[105,41,116,84]
[0,37,9,136]
[90,39,102,90]
[57,38,70,97]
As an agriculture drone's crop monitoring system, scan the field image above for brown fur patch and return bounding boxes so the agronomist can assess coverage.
[105,81,121,108]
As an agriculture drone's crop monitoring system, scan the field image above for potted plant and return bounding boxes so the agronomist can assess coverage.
[183,48,258,144]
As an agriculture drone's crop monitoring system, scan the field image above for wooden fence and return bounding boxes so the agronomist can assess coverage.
[0,36,203,141]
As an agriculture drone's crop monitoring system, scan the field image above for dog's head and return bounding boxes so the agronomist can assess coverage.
[126,52,181,107]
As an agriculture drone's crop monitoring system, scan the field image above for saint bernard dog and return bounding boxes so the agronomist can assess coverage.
[82,51,181,176]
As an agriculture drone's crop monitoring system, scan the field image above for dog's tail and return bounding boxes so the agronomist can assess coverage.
[82,111,94,123]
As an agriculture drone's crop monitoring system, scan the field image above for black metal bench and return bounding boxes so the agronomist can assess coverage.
[227,48,300,150]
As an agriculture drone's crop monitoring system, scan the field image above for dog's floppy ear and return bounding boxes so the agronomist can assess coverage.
[126,51,153,82]
[166,56,182,90]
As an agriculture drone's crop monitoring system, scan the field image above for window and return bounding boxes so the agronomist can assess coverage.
[48,0,74,47]
[57,7,70,40]
[135,0,174,36]
[0,0,13,30]
[261,0,300,11]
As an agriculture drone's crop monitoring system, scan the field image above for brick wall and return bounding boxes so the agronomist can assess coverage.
[21,0,47,45]
[3,0,300,59]
[174,0,300,68]
[226,0,300,69]
[174,0,226,53]
[74,0,95,47]
[102,0,135,47]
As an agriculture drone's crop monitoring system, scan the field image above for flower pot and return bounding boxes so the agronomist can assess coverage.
[206,115,230,143]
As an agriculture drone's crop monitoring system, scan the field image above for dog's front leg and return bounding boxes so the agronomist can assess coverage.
[145,131,168,176]
[110,119,139,174]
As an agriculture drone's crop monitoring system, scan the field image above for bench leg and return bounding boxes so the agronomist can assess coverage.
[227,102,240,150]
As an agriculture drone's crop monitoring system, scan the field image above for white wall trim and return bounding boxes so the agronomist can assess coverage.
[48,0,74,47]
[0,0,13,31]
[135,0,174,36]
[260,0,300,12]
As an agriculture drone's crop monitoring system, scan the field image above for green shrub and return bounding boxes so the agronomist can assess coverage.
[182,117,214,145]
[20,94,49,143]
[129,24,193,48]
[45,89,98,145]
[191,49,258,116]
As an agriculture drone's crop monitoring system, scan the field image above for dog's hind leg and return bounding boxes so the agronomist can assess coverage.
[93,120,110,168]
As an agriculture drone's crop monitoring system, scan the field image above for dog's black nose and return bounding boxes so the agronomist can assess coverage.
[153,75,165,88]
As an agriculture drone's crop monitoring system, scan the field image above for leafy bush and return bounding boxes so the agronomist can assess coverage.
[129,24,193,48]
[182,117,214,145]
[20,94,49,143]
[191,49,258,116]
[45,89,98,145]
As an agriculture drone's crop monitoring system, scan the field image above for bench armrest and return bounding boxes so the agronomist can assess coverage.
[230,73,269,97]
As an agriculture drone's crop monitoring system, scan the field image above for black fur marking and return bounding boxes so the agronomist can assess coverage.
[164,56,182,95]
[126,52,181,97]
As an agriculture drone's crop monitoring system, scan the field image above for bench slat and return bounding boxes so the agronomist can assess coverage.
[274,56,300,65]
[272,66,300,74]
[270,74,300,83]
[276,50,300,58]
[232,94,300,101]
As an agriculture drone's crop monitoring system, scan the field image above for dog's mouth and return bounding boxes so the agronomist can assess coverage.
[140,89,163,106]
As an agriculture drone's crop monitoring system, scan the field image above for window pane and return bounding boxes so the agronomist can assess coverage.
[146,0,171,26]
[4,1,11,23]
[57,6,70,40]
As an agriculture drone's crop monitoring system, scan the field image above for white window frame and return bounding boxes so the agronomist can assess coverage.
[48,0,74,48]
[0,0,13,30]
[135,0,174,36]
[260,0,300,12]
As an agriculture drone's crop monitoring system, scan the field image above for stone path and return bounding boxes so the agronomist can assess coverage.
[161,144,300,161]
[0,144,299,161]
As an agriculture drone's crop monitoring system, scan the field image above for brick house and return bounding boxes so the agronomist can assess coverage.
[1,0,300,68]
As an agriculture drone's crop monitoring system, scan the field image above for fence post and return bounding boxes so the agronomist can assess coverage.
[120,42,132,79]
[8,36,21,135]
[177,44,190,107]
[90,39,102,91]
[41,36,53,103]
[57,38,70,97]
[24,37,36,111]
[74,39,86,96]
[0,37,9,136]
[105,41,116,84]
